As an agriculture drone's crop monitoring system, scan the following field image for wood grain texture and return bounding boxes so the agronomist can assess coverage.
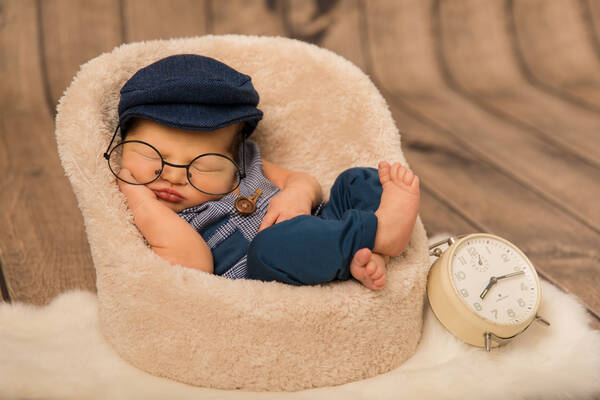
[510,0,600,111]
[123,0,208,42]
[211,0,286,36]
[0,0,95,305]
[436,0,600,169]
[39,0,123,109]
[418,185,480,238]
[396,90,600,234]
[357,1,600,233]
[585,0,600,50]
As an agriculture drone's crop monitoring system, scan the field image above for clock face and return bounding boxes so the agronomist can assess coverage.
[450,236,540,326]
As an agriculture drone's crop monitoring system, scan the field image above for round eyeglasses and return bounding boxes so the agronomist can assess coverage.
[103,126,246,196]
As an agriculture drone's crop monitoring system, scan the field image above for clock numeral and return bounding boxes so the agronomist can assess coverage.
[521,282,528,291]
[501,253,510,263]
[468,247,477,257]
[485,246,491,254]
[517,298,526,307]
[513,266,522,272]
[491,309,498,319]
[454,271,466,281]
[507,309,516,318]
[460,288,469,298]
[473,302,482,311]
[459,256,466,265]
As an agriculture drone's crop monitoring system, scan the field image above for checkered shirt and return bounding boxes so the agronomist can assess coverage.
[177,140,325,279]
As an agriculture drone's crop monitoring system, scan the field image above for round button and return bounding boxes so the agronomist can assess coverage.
[235,197,256,215]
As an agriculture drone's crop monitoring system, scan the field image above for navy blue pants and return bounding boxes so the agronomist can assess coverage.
[246,167,382,285]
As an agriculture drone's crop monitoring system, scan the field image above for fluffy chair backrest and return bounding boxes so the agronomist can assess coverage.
[55,35,430,391]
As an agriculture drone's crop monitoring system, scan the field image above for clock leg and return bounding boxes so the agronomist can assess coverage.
[535,314,551,326]
[485,332,492,352]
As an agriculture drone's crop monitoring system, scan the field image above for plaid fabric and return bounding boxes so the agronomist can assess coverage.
[222,255,249,279]
[176,140,282,278]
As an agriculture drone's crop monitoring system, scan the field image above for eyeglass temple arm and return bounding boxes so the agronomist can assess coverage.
[103,125,120,160]
[240,136,246,179]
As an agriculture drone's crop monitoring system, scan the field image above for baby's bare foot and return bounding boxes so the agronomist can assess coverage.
[373,161,420,256]
[349,248,387,290]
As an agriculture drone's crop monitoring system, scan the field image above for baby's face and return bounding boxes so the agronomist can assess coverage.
[121,119,242,213]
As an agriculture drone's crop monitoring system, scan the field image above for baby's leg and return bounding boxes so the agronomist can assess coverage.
[349,249,389,290]
[372,162,420,256]
[246,212,378,285]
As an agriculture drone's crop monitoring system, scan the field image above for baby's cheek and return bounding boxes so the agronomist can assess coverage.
[192,173,237,195]
[185,191,222,207]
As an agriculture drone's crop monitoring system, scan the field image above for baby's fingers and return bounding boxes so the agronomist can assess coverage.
[117,168,157,210]
[117,168,138,184]
[258,209,279,232]
[117,169,136,195]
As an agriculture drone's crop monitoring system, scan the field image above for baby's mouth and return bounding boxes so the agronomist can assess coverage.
[154,190,184,202]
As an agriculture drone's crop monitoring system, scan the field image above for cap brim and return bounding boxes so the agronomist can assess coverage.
[119,103,262,135]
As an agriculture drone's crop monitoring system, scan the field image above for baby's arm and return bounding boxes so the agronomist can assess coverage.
[260,159,323,231]
[118,169,214,273]
[262,159,323,208]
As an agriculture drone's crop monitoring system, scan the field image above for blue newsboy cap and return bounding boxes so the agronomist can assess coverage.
[118,54,263,138]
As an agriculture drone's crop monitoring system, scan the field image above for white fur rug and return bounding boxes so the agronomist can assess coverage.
[1,235,599,400]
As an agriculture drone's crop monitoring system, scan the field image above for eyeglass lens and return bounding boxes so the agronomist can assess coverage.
[107,141,240,195]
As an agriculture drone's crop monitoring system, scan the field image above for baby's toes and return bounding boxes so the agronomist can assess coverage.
[408,175,421,195]
[371,266,384,280]
[390,163,401,183]
[373,275,386,288]
[377,161,392,186]
[412,175,420,189]
[402,168,415,186]
[366,260,377,274]
[392,164,407,184]
[354,248,372,265]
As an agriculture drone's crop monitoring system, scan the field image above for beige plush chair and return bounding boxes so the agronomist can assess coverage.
[55,34,430,391]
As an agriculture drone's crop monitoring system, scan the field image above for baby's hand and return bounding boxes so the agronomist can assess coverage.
[117,168,160,214]
[117,168,194,246]
[258,186,313,232]
[117,169,214,273]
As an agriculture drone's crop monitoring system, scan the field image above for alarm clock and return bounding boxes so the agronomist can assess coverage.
[427,233,550,351]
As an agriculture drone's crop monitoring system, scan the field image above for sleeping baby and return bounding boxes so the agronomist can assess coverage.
[106,54,420,290]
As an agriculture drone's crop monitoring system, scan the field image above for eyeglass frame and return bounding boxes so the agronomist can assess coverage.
[103,125,247,195]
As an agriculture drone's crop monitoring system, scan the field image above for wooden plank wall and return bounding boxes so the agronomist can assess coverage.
[0,1,598,334]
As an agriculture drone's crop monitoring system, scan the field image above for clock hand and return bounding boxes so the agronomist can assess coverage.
[480,271,525,300]
[496,270,525,280]
[480,276,498,300]
[478,255,483,265]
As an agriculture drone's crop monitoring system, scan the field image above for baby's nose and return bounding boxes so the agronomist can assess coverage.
[160,164,189,185]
